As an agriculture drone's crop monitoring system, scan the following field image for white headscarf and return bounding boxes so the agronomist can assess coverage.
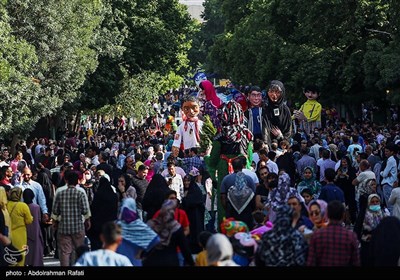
[206,233,238,266]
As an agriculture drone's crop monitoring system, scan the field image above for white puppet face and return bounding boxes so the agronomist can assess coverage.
[248,90,262,107]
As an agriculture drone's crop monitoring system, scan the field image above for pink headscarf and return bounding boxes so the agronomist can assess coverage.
[200,80,223,108]
[144,159,155,182]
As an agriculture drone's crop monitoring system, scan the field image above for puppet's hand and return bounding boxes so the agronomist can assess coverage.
[293,110,306,121]
[271,126,283,138]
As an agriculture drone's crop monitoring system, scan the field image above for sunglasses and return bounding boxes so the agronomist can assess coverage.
[309,211,320,216]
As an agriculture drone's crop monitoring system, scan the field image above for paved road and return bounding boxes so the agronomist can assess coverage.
[44,255,60,267]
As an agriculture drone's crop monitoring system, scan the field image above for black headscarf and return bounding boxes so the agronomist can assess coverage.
[142,174,170,220]
[23,188,35,205]
[370,216,400,266]
[90,176,118,230]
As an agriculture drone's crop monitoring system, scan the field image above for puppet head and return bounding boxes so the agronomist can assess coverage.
[248,86,262,108]
[303,85,320,101]
[267,80,285,104]
[181,95,200,120]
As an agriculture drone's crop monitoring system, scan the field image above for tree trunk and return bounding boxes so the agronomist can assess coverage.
[73,112,81,133]
[10,133,20,157]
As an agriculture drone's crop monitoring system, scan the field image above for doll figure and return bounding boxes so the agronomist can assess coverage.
[198,80,223,131]
[245,86,263,140]
[293,85,322,135]
[172,95,203,155]
[261,80,292,148]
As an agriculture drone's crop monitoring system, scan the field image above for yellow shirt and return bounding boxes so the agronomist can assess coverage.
[300,99,322,122]
[195,250,208,266]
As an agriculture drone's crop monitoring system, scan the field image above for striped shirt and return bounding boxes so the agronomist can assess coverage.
[52,186,90,235]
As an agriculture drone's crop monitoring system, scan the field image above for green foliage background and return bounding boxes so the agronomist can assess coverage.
[1,0,400,140]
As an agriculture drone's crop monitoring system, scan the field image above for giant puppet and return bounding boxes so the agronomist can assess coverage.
[261,80,292,148]
[245,86,263,141]
[172,95,203,156]
[204,100,253,225]
[293,85,322,134]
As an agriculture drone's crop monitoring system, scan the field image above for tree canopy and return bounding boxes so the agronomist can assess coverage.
[0,0,196,138]
[202,0,400,108]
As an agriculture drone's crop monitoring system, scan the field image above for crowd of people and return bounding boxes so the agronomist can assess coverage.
[0,78,400,267]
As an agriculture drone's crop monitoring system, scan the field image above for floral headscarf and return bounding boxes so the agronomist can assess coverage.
[297,166,321,198]
[363,194,386,233]
[255,205,308,266]
[268,172,298,211]
[218,100,253,152]
[147,199,180,247]
[307,199,328,229]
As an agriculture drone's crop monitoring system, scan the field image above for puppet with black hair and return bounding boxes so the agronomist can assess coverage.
[172,95,203,157]
[293,85,322,135]
[245,86,263,140]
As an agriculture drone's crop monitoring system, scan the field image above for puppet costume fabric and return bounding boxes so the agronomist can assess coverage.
[297,99,322,134]
[172,118,203,150]
[204,100,253,226]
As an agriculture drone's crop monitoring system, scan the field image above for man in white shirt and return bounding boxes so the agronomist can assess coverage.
[380,143,398,214]
[164,162,184,201]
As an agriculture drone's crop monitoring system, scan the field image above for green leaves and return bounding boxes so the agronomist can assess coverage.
[0,0,197,138]
[116,70,163,120]
[0,0,103,136]
[202,0,400,108]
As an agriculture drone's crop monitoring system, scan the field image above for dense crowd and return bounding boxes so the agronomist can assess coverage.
[0,80,400,267]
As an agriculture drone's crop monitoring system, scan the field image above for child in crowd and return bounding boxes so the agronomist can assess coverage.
[195,231,213,266]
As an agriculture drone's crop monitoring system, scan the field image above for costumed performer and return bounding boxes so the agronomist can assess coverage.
[293,85,322,135]
[204,100,253,226]
[172,95,203,156]
[261,80,292,148]
[245,86,263,140]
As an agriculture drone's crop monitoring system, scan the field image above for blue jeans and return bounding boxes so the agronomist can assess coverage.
[382,183,393,214]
